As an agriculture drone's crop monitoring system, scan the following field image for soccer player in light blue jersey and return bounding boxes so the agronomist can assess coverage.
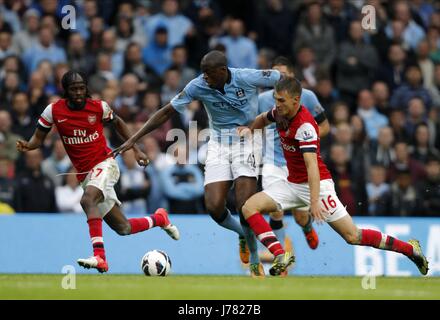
[113,50,281,277]
[257,57,330,271]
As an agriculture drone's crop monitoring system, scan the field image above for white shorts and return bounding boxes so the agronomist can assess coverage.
[262,179,348,223]
[81,157,121,216]
[204,137,257,186]
[262,163,309,212]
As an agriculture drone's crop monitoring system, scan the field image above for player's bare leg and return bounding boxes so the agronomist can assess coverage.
[104,205,179,240]
[235,176,261,276]
[293,209,319,249]
[77,186,108,273]
[205,181,247,262]
[329,215,429,275]
[242,192,295,276]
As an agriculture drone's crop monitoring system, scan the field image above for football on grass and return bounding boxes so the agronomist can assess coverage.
[141,250,171,276]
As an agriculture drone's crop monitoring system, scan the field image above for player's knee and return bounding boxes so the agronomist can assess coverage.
[113,223,131,236]
[343,232,359,245]
[80,194,97,211]
[242,200,258,218]
[205,200,224,220]
[293,211,308,225]
[270,210,283,221]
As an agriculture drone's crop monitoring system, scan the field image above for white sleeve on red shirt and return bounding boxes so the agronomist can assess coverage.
[38,104,53,129]
[295,122,318,153]
[101,101,114,122]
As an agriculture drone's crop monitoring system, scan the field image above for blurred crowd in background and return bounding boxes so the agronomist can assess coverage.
[0,0,440,217]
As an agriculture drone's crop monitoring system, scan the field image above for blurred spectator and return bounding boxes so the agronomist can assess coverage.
[118,151,150,215]
[294,46,319,89]
[327,144,368,215]
[329,101,350,127]
[376,44,408,93]
[11,8,40,54]
[385,1,425,50]
[388,141,426,184]
[55,168,83,214]
[27,71,49,119]
[366,164,390,216]
[369,126,395,168]
[293,1,336,70]
[114,73,141,121]
[376,168,421,216]
[10,92,35,140]
[145,0,194,48]
[22,26,66,74]
[100,29,125,78]
[0,157,15,207]
[160,142,204,214]
[405,97,428,138]
[41,138,72,187]
[336,20,379,108]
[257,0,294,57]
[86,15,105,55]
[161,66,182,104]
[427,26,440,64]
[171,45,196,88]
[410,122,440,164]
[371,81,391,117]
[428,64,440,108]
[113,13,147,52]
[14,149,57,213]
[0,71,20,109]
[0,55,25,85]
[142,26,172,77]
[88,52,116,94]
[357,89,389,141]
[0,110,22,161]
[389,109,411,143]
[416,39,435,90]
[257,47,276,70]
[217,18,258,69]
[66,32,95,75]
[315,76,338,110]
[390,65,432,111]
[322,0,358,43]
[417,155,440,216]
[141,136,175,212]
[74,0,99,40]
[0,30,16,61]
[135,90,173,151]
[123,42,162,90]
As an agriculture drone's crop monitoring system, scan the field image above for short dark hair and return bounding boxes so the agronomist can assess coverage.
[272,56,294,73]
[275,76,302,98]
[61,70,90,98]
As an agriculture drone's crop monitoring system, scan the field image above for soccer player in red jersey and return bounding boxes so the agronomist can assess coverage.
[238,77,429,276]
[16,71,179,273]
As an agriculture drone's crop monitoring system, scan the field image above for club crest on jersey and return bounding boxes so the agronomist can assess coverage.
[235,88,245,98]
[88,115,97,125]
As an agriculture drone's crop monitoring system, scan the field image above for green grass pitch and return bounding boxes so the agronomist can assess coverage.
[0,275,439,300]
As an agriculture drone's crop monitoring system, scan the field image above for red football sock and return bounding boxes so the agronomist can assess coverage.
[360,229,413,257]
[87,218,106,260]
[129,212,167,234]
[246,213,284,256]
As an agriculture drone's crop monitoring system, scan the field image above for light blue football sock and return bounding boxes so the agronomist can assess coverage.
[242,225,259,265]
[214,209,244,237]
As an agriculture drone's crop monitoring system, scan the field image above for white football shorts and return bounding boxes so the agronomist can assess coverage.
[262,178,348,223]
[81,157,121,216]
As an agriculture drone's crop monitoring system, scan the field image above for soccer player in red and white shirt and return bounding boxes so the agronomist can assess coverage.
[16,71,179,273]
[238,77,429,276]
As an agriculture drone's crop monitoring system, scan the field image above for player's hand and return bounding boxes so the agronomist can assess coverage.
[237,126,252,137]
[134,149,150,167]
[111,139,135,158]
[310,201,327,225]
[16,140,31,152]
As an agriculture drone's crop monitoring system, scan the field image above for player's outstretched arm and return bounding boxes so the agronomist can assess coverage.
[303,152,328,223]
[16,128,49,152]
[111,103,177,157]
[111,115,150,166]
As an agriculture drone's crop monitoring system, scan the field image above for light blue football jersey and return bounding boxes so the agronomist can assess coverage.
[258,88,325,167]
[171,68,281,141]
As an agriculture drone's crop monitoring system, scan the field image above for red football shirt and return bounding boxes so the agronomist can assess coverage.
[38,99,114,182]
[268,106,332,184]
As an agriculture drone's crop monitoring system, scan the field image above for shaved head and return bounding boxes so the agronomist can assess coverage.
[200,50,227,71]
